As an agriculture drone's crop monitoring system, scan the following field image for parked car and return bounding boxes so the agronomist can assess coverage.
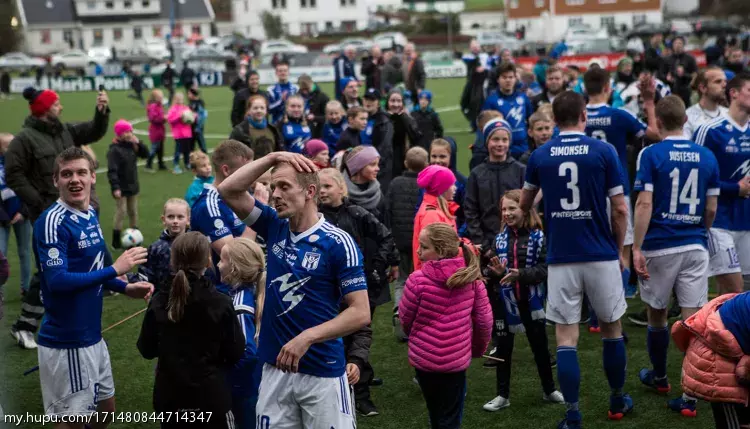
[372,32,408,52]
[565,38,617,55]
[183,45,236,61]
[421,50,455,66]
[476,31,522,52]
[565,25,608,41]
[116,46,165,65]
[88,46,113,65]
[0,52,46,70]
[626,23,672,39]
[693,19,740,36]
[322,38,373,55]
[141,39,171,60]
[51,50,99,69]
[260,39,308,56]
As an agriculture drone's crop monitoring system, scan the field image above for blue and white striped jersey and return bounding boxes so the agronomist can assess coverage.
[244,199,366,378]
[694,115,750,231]
[34,200,126,349]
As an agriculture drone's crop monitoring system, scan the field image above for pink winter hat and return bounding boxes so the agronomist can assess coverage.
[304,139,328,158]
[114,119,133,137]
[417,165,456,197]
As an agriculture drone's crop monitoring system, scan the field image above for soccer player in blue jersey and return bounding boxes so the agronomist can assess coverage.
[267,61,300,125]
[520,92,632,429]
[583,67,661,299]
[482,62,534,158]
[632,95,721,417]
[693,73,750,295]
[35,147,153,427]
[219,151,370,428]
[191,140,256,291]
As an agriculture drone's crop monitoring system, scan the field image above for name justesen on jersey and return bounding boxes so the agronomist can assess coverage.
[587,117,612,127]
[669,151,701,162]
[551,145,590,156]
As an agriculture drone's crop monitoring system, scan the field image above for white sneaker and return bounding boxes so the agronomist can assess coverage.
[543,390,565,404]
[483,396,510,412]
[11,329,38,349]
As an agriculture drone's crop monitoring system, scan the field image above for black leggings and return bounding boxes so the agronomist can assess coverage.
[174,138,193,169]
[490,287,556,398]
[415,369,466,429]
[712,402,750,429]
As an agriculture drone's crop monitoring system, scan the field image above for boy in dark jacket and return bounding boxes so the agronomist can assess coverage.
[188,88,208,153]
[362,88,395,190]
[470,110,503,171]
[411,90,444,148]
[465,119,526,253]
[344,316,376,416]
[336,107,368,153]
[128,70,145,105]
[129,198,190,292]
[385,146,428,341]
[299,74,331,139]
[107,119,149,248]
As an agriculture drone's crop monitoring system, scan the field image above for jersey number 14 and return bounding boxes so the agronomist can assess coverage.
[669,168,700,215]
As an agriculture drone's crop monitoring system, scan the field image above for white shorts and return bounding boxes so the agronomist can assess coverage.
[255,363,355,429]
[607,195,634,246]
[708,228,750,277]
[39,339,114,417]
[639,248,709,310]
[547,260,627,325]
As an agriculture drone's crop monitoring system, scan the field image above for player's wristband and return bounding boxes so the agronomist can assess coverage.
[104,277,128,294]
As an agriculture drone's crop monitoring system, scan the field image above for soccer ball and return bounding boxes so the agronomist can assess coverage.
[121,228,144,249]
[181,109,196,124]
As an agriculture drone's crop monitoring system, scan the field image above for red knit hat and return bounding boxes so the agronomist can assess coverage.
[23,87,59,117]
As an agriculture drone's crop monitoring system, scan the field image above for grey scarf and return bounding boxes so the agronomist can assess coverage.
[344,174,382,212]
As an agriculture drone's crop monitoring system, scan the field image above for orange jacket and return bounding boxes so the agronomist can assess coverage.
[672,293,750,406]
[412,194,458,270]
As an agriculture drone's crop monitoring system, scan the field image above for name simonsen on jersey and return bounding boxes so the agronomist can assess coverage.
[551,145,590,156]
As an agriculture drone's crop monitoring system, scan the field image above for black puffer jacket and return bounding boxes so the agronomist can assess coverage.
[127,229,179,292]
[343,306,372,369]
[137,273,244,417]
[370,109,395,191]
[319,199,399,307]
[411,108,443,149]
[4,108,110,221]
[384,171,420,250]
[305,86,331,139]
[107,138,149,197]
[465,158,526,251]
[484,227,548,291]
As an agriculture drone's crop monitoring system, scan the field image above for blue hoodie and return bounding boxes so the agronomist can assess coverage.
[322,118,347,155]
[185,175,215,208]
[416,136,468,236]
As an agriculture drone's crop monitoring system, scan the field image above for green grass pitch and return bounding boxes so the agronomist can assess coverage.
[0,79,713,428]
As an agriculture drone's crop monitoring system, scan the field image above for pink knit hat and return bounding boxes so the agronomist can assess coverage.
[417,165,456,197]
[304,139,328,158]
[114,119,133,137]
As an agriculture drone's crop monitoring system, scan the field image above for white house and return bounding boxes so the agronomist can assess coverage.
[16,0,215,55]
[232,0,370,38]
[506,0,663,43]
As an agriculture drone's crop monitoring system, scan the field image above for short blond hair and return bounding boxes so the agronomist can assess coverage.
[189,151,210,167]
[405,146,428,172]
[326,100,344,114]
[163,198,190,217]
[529,111,553,129]
[319,168,348,197]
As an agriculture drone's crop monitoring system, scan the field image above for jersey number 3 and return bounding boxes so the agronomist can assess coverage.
[669,168,700,215]
[559,162,580,210]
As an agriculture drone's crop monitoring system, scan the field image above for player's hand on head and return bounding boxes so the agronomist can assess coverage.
[274,152,318,173]
[112,247,148,275]
[346,363,360,385]
[125,281,154,300]
[632,249,649,280]
[276,332,313,373]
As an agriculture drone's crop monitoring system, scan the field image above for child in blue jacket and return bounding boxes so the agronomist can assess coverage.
[217,238,265,429]
[185,151,215,208]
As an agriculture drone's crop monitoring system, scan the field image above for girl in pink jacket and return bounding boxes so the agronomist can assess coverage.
[400,222,493,429]
[167,92,194,174]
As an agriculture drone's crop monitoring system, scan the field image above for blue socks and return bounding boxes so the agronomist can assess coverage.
[647,325,670,379]
[557,346,581,421]
[603,337,627,396]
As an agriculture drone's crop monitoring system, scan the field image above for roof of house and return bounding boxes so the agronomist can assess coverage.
[17,0,214,26]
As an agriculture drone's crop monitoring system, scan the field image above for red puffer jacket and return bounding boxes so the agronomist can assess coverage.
[672,293,750,405]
